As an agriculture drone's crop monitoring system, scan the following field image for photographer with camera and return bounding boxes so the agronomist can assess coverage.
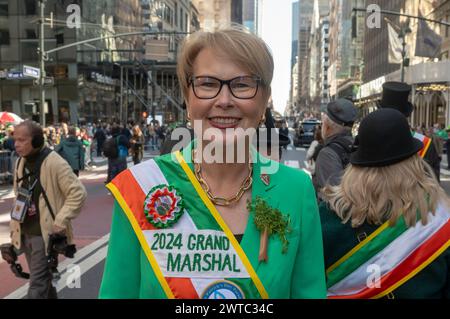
[4,120,87,299]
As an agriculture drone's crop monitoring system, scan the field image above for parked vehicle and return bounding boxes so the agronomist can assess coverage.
[294,120,321,147]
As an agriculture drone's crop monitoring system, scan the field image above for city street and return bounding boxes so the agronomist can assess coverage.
[2,139,450,299]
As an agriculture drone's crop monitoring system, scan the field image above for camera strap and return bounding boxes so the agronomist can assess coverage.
[16,148,55,220]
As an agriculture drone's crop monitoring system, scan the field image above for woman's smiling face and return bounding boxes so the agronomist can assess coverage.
[187,48,267,146]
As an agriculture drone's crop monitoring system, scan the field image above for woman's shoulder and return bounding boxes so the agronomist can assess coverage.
[268,160,311,185]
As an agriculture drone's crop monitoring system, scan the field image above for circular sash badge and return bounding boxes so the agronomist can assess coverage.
[201,280,245,299]
[143,184,185,228]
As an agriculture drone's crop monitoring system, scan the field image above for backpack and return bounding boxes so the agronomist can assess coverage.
[117,136,128,158]
[311,143,324,162]
[326,136,353,169]
[102,137,118,158]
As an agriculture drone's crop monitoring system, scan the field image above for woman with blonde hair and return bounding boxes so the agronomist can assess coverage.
[130,125,145,165]
[100,27,326,299]
[320,108,450,299]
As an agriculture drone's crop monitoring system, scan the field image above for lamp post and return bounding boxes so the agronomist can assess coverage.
[38,0,46,127]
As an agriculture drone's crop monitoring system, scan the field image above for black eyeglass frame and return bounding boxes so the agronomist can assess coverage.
[189,75,263,100]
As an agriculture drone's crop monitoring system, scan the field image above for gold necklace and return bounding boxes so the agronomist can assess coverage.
[192,149,253,206]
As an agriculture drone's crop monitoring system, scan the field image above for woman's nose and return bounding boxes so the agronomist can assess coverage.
[215,84,234,106]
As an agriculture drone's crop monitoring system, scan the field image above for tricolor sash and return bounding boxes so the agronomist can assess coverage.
[326,203,450,299]
[413,132,432,158]
[106,150,268,299]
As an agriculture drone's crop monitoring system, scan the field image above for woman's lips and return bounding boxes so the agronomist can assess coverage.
[208,117,241,129]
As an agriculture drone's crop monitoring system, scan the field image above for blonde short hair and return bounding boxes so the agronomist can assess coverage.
[322,155,449,228]
[177,26,274,102]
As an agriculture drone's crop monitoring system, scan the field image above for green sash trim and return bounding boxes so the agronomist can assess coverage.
[326,218,409,288]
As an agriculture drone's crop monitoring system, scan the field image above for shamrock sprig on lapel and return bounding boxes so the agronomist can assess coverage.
[247,196,292,263]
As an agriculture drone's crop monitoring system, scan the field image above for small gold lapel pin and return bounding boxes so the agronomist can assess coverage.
[260,174,270,186]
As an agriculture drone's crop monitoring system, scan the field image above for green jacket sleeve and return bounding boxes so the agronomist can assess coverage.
[99,201,141,298]
[291,178,327,298]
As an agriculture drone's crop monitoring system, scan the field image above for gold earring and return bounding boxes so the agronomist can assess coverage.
[186,112,192,128]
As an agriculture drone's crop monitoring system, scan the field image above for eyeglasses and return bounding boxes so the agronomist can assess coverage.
[189,75,262,99]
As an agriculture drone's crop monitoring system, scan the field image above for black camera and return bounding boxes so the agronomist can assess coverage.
[47,234,77,271]
[0,243,30,279]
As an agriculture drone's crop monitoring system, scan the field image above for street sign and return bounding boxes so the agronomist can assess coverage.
[7,71,25,79]
[33,76,54,86]
[44,77,54,86]
[23,65,41,79]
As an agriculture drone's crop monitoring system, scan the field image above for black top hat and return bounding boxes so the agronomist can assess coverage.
[350,108,423,167]
[378,81,414,117]
[324,98,357,127]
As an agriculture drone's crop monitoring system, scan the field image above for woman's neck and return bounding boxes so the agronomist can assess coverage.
[194,144,252,196]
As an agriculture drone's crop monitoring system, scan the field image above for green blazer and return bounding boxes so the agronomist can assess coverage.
[99,144,326,299]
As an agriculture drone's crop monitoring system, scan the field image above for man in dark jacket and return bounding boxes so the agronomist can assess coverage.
[314,99,357,198]
[54,127,85,176]
[105,125,130,183]
[93,125,106,157]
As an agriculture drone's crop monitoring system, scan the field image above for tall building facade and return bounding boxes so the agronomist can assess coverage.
[192,0,260,33]
[296,0,313,111]
[242,0,261,35]
[327,0,364,101]
[307,0,330,112]
[139,0,200,124]
[0,0,143,124]
[191,0,231,31]
[291,1,299,69]
[320,17,330,105]
[358,0,450,128]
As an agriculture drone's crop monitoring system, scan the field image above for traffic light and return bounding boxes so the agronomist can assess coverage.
[142,111,148,118]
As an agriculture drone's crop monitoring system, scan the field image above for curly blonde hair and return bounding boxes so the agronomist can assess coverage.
[322,155,449,228]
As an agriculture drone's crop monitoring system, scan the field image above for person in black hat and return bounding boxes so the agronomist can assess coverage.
[314,98,357,198]
[256,107,291,161]
[378,81,441,182]
[319,108,450,299]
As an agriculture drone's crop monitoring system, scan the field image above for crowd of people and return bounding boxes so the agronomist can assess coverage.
[0,120,173,184]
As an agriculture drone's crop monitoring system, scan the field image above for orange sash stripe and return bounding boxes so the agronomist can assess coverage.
[112,170,155,230]
[166,277,200,299]
[111,169,200,299]
[418,136,431,158]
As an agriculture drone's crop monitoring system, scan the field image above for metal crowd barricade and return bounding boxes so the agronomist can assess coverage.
[0,150,16,185]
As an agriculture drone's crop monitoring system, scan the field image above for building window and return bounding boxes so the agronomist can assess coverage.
[180,9,183,31]
[174,2,178,27]
[0,29,10,45]
[0,3,8,16]
[26,29,37,39]
[24,0,36,15]
[55,33,64,44]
